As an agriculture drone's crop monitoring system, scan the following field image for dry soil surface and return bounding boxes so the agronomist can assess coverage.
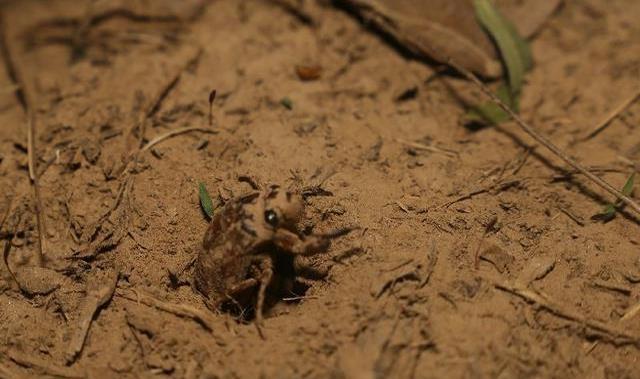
[1,1,640,378]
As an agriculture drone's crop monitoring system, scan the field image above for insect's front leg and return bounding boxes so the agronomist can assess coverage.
[273,229,330,256]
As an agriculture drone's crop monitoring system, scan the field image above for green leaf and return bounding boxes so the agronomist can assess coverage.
[467,0,532,126]
[465,83,518,124]
[198,182,214,219]
[598,172,635,220]
[474,0,531,96]
[280,97,293,110]
[622,172,636,196]
[505,21,532,73]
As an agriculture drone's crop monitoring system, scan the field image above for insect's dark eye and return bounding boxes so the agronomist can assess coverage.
[264,209,279,227]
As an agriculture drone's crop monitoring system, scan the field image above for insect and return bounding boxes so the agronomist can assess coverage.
[193,184,352,336]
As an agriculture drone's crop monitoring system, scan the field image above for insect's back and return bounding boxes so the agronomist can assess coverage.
[193,200,257,308]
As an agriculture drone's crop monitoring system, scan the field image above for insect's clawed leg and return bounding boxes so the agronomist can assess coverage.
[254,257,273,339]
[274,227,356,256]
[273,229,329,255]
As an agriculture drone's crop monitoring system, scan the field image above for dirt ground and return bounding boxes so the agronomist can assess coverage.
[1,0,640,378]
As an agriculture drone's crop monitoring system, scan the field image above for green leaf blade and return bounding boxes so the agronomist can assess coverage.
[598,172,635,220]
[198,182,214,219]
[465,83,517,125]
[474,0,530,95]
[621,172,636,196]
[280,97,293,110]
[467,0,531,126]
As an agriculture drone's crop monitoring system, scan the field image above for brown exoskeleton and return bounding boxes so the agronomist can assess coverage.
[193,184,352,336]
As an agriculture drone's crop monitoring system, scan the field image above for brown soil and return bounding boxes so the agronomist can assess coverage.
[1,1,640,378]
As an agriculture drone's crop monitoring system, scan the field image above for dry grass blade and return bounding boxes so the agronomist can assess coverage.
[495,283,640,346]
[141,126,218,152]
[447,58,640,217]
[621,302,640,322]
[583,89,640,140]
[27,116,46,267]
[1,15,46,266]
[395,138,458,158]
[2,239,20,290]
[8,349,85,378]
[131,47,203,151]
[117,290,224,342]
[66,271,119,363]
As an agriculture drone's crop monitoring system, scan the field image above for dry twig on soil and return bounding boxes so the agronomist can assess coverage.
[439,179,522,208]
[582,89,640,141]
[7,349,85,378]
[0,15,46,266]
[117,289,225,344]
[447,58,640,217]
[395,138,459,158]
[419,240,438,288]
[282,295,319,301]
[2,224,20,290]
[557,206,585,227]
[621,302,640,322]
[495,282,640,347]
[66,271,119,363]
[129,48,203,152]
[141,126,218,152]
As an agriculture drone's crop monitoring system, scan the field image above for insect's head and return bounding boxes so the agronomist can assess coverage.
[263,186,303,229]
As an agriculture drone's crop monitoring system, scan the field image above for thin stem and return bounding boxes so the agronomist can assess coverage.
[447,58,640,217]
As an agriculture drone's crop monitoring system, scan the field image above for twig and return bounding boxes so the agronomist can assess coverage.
[66,270,119,363]
[582,89,640,140]
[395,138,458,158]
[1,14,46,266]
[3,238,20,290]
[558,206,585,227]
[28,116,46,267]
[495,282,640,347]
[592,280,631,296]
[550,166,626,181]
[511,147,533,176]
[418,239,438,288]
[474,216,497,269]
[28,124,47,266]
[208,89,216,126]
[80,175,131,245]
[141,127,218,152]
[268,0,315,25]
[395,201,410,213]
[130,48,203,152]
[447,58,640,217]
[116,290,225,342]
[587,291,640,353]
[7,349,85,378]
[439,179,521,208]
[621,302,640,322]
[282,295,319,301]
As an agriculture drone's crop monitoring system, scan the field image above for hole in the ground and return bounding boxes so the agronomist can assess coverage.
[219,250,312,323]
